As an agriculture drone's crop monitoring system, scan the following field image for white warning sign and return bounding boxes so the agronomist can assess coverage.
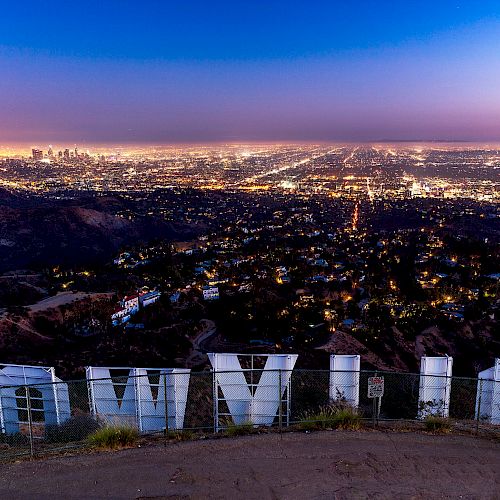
[368,376,384,398]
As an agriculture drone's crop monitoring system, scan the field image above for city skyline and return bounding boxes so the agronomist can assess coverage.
[2,1,500,143]
[2,144,498,204]
[2,140,500,160]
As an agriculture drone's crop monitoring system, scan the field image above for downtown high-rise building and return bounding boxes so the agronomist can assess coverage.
[32,148,43,161]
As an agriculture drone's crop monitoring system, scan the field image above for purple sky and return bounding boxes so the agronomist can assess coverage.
[1,3,500,144]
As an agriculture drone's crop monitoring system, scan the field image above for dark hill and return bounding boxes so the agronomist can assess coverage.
[0,201,197,272]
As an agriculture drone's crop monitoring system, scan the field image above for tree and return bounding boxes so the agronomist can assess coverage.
[364,301,393,337]
[396,303,435,340]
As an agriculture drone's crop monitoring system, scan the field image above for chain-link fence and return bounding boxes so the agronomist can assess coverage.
[1,369,499,460]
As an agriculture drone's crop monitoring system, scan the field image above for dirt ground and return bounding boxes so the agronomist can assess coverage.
[0,430,499,499]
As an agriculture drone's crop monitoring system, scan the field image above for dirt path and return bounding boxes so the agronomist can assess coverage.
[28,291,112,313]
[1,431,499,499]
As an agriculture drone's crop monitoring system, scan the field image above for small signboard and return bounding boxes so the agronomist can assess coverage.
[368,376,384,398]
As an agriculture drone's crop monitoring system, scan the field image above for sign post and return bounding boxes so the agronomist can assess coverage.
[368,376,384,426]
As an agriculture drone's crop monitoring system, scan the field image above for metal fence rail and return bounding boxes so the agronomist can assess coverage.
[1,369,499,460]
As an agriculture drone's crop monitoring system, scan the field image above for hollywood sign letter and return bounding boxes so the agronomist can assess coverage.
[476,359,500,425]
[330,355,360,407]
[0,364,70,435]
[86,367,190,431]
[418,356,453,418]
[209,353,298,429]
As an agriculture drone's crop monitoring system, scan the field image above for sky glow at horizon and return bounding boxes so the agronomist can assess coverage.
[1,1,500,144]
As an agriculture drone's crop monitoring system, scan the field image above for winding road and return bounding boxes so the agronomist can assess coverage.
[185,319,217,367]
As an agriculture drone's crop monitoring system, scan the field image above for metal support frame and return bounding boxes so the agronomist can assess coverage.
[213,369,218,433]
[164,371,169,435]
[476,378,483,433]
[50,367,62,426]
[0,386,5,434]
[278,369,283,432]
[210,353,296,431]
[25,385,35,458]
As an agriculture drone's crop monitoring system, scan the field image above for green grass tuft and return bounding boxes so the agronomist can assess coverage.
[224,422,257,437]
[300,404,362,431]
[87,425,139,449]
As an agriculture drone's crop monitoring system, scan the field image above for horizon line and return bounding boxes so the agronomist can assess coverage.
[3,139,500,150]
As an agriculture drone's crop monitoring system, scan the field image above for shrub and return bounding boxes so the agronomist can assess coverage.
[300,403,362,431]
[45,415,100,444]
[87,425,139,449]
[418,399,447,419]
[0,432,30,447]
[424,416,451,433]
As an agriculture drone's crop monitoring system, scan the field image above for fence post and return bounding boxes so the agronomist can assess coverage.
[372,372,377,427]
[25,386,35,459]
[376,396,381,425]
[476,378,483,434]
[163,372,169,443]
[278,369,283,434]
[212,370,217,434]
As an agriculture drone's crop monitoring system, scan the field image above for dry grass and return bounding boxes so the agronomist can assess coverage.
[424,416,452,434]
[166,430,194,441]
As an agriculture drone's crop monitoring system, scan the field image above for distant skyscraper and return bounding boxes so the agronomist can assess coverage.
[411,181,422,198]
[32,148,43,161]
[63,148,70,160]
[47,145,54,158]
